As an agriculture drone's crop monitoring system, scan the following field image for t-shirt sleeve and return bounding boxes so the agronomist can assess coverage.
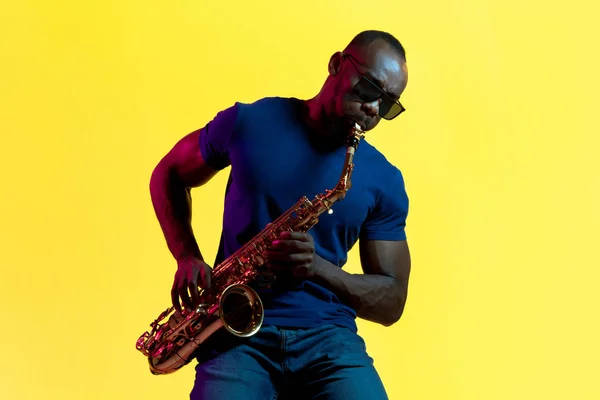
[197,102,241,170]
[361,169,409,241]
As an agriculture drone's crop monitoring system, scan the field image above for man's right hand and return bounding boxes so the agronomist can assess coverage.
[171,256,213,312]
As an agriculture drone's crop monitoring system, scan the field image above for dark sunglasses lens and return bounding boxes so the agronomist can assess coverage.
[353,76,404,120]
[353,78,380,102]
[381,102,403,120]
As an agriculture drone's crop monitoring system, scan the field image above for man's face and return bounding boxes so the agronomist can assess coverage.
[324,40,408,136]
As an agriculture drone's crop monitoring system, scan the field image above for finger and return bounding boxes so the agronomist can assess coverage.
[263,249,289,270]
[265,259,311,277]
[171,283,182,313]
[178,283,193,311]
[202,266,212,290]
[188,280,200,309]
[265,251,311,265]
[279,231,310,241]
[265,260,287,271]
[264,259,301,272]
[271,239,313,254]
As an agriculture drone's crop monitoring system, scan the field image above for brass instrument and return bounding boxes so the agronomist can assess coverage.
[136,123,366,375]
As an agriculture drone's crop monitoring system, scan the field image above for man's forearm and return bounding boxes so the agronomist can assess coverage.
[310,254,406,326]
[150,166,203,262]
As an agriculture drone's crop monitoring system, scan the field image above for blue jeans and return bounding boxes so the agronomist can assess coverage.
[190,324,388,400]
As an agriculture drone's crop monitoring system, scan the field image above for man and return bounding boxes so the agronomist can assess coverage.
[150,30,411,399]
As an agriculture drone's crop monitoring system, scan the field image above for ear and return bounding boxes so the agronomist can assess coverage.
[328,51,344,76]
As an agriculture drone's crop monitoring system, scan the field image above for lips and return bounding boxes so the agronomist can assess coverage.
[347,117,365,131]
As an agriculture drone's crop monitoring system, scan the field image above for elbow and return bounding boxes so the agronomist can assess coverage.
[149,163,169,195]
[381,310,403,327]
[382,297,406,327]
[149,163,184,210]
[150,160,181,193]
[382,279,409,326]
[357,298,405,327]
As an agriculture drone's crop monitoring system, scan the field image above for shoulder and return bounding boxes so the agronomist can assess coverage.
[234,96,299,118]
[207,96,294,134]
[359,141,409,215]
[359,140,407,191]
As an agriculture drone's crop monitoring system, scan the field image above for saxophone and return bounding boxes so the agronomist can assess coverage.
[136,123,366,375]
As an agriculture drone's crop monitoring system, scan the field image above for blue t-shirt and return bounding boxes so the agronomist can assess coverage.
[198,96,409,333]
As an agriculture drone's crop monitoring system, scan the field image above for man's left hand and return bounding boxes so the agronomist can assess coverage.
[262,231,316,278]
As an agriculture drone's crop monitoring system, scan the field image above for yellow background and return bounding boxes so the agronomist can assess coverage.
[1,1,599,399]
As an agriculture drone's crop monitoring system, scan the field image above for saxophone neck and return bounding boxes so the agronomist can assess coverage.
[323,123,365,202]
[340,122,364,180]
[348,122,365,149]
[345,123,365,150]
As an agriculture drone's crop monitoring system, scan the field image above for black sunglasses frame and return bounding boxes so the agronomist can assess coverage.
[342,53,406,120]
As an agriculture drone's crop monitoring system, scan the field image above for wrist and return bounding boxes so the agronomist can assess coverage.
[175,251,204,264]
[310,253,338,280]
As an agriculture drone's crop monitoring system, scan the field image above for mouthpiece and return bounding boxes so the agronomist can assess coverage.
[346,122,365,149]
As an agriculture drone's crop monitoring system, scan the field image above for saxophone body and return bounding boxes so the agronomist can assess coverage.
[136,123,365,375]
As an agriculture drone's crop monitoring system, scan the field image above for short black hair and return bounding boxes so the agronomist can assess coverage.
[346,30,406,62]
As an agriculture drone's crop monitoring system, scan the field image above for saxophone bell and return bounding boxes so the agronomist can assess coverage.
[219,284,264,337]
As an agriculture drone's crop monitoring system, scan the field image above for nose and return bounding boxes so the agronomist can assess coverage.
[360,99,381,118]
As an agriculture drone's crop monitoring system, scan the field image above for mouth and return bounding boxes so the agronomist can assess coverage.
[346,117,365,131]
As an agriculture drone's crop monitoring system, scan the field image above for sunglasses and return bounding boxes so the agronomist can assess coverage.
[343,53,405,120]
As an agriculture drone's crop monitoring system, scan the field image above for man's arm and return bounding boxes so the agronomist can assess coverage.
[311,238,411,326]
[150,129,218,262]
[150,129,225,311]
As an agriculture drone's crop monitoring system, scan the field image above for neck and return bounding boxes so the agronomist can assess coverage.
[296,97,347,151]
[302,95,345,141]
[302,96,328,136]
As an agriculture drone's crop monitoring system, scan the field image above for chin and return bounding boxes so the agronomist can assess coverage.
[328,115,351,134]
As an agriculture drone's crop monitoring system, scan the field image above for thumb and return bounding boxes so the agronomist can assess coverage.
[201,264,212,289]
